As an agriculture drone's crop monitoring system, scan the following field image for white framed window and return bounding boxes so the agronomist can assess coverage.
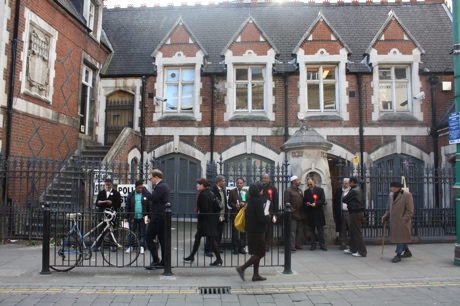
[306,65,337,111]
[88,2,95,31]
[234,66,265,112]
[80,66,94,135]
[378,66,410,112]
[164,67,194,112]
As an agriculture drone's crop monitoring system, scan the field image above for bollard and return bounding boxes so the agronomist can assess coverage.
[162,202,173,276]
[283,203,293,275]
[40,202,51,275]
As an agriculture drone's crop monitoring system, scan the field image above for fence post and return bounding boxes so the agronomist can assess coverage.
[40,202,51,275]
[283,203,292,274]
[162,202,173,276]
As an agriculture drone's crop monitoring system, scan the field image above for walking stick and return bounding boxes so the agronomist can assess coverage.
[381,221,386,259]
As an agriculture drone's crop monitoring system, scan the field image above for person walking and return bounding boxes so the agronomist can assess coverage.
[341,177,367,257]
[283,175,306,252]
[333,178,351,250]
[204,175,228,256]
[124,180,149,254]
[183,178,223,266]
[228,178,247,255]
[304,178,327,251]
[236,182,271,281]
[382,181,414,263]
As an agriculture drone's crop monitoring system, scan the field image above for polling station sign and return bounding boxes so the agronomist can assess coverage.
[118,184,135,207]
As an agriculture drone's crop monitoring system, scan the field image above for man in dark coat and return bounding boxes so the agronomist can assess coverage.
[382,181,414,263]
[283,175,305,251]
[304,178,327,251]
[228,178,247,254]
[205,175,228,256]
[93,178,121,252]
[262,173,279,252]
[341,177,367,257]
[143,169,170,270]
[333,178,351,250]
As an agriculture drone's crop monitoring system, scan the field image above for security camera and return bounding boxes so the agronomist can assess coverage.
[413,92,425,100]
[154,97,167,105]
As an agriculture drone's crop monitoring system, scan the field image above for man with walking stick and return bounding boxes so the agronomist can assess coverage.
[381,181,414,263]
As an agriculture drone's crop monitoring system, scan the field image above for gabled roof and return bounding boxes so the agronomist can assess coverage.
[293,10,352,55]
[366,10,425,55]
[152,16,208,57]
[55,0,87,27]
[221,15,280,56]
[101,2,452,76]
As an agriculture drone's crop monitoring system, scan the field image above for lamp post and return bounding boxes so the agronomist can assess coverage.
[452,0,460,266]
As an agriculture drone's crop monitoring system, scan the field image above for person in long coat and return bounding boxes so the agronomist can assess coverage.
[304,178,327,251]
[333,178,351,250]
[236,181,271,282]
[183,178,223,266]
[284,175,306,251]
[382,181,414,263]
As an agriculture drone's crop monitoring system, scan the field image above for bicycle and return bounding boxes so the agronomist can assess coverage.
[49,209,141,272]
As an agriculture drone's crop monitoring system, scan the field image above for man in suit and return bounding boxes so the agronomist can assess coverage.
[262,173,279,252]
[205,175,228,257]
[228,178,247,254]
[93,178,121,252]
[304,178,327,251]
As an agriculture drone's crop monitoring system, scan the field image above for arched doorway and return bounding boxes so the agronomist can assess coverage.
[105,91,134,145]
[372,154,424,208]
[223,154,275,186]
[157,154,201,213]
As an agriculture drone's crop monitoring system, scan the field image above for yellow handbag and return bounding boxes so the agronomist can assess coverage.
[234,206,246,233]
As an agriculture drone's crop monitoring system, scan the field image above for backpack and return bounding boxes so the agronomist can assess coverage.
[234,206,246,232]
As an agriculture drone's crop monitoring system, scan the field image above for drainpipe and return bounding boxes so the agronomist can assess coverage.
[210,75,215,162]
[357,73,365,177]
[428,74,439,208]
[284,73,289,142]
[3,0,21,208]
[140,76,146,169]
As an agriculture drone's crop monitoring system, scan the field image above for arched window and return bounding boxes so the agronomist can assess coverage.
[224,154,275,187]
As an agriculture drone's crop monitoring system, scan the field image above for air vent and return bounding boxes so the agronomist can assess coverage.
[199,286,231,295]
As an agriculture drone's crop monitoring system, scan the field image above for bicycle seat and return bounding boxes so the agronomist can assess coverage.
[65,213,82,219]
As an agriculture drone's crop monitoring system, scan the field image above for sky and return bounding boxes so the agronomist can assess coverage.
[104,0,452,9]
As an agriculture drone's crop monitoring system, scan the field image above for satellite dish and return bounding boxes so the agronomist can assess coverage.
[297,113,305,120]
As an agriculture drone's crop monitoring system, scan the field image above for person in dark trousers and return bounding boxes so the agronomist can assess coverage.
[284,175,306,251]
[304,178,327,251]
[124,180,149,254]
[183,178,223,266]
[382,181,414,263]
[93,178,121,252]
[143,169,170,270]
[333,178,351,250]
[228,178,247,255]
[236,182,272,282]
[261,173,279,252]
[204,175,228,256]
[341,177,367,257]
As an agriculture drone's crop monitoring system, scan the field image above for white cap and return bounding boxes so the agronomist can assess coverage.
[290,175,299,182]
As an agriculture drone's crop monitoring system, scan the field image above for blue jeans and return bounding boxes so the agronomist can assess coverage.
[395,243,408,254]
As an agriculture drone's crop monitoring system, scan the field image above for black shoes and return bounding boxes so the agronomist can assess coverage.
[145,261,163,270]
[401,250,412,258]
[239,249,246,254]
[183,256,194,263]
[205,252,213,257]
[320,245,328,251]
[236,266,245,281]
[210,259,223,266]
[391,255,401,263]
[233,249,239,255]
[310,245,316,251]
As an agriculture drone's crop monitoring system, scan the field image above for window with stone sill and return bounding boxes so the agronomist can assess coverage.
[234,67,265,112]
[164,67,194,113]
[306,66,337,112]
[378,66,410,112]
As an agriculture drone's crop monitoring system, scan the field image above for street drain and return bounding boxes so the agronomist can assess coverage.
[199,286,231,294]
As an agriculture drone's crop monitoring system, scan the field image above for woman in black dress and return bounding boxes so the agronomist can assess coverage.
[236,181,271,281]
[183,178,223,266]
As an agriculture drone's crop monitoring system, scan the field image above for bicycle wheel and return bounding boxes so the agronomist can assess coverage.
[101,228,140,267]
[49,233,82,272]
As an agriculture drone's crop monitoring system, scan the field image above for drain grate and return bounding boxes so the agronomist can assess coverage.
[199,286,231,295]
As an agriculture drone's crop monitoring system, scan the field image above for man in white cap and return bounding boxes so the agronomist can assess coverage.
[283,175,306,252]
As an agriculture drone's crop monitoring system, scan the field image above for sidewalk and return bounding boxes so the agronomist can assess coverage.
[0,242,459,288]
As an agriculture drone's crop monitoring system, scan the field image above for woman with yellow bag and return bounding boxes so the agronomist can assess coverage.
[236,181,272,281]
